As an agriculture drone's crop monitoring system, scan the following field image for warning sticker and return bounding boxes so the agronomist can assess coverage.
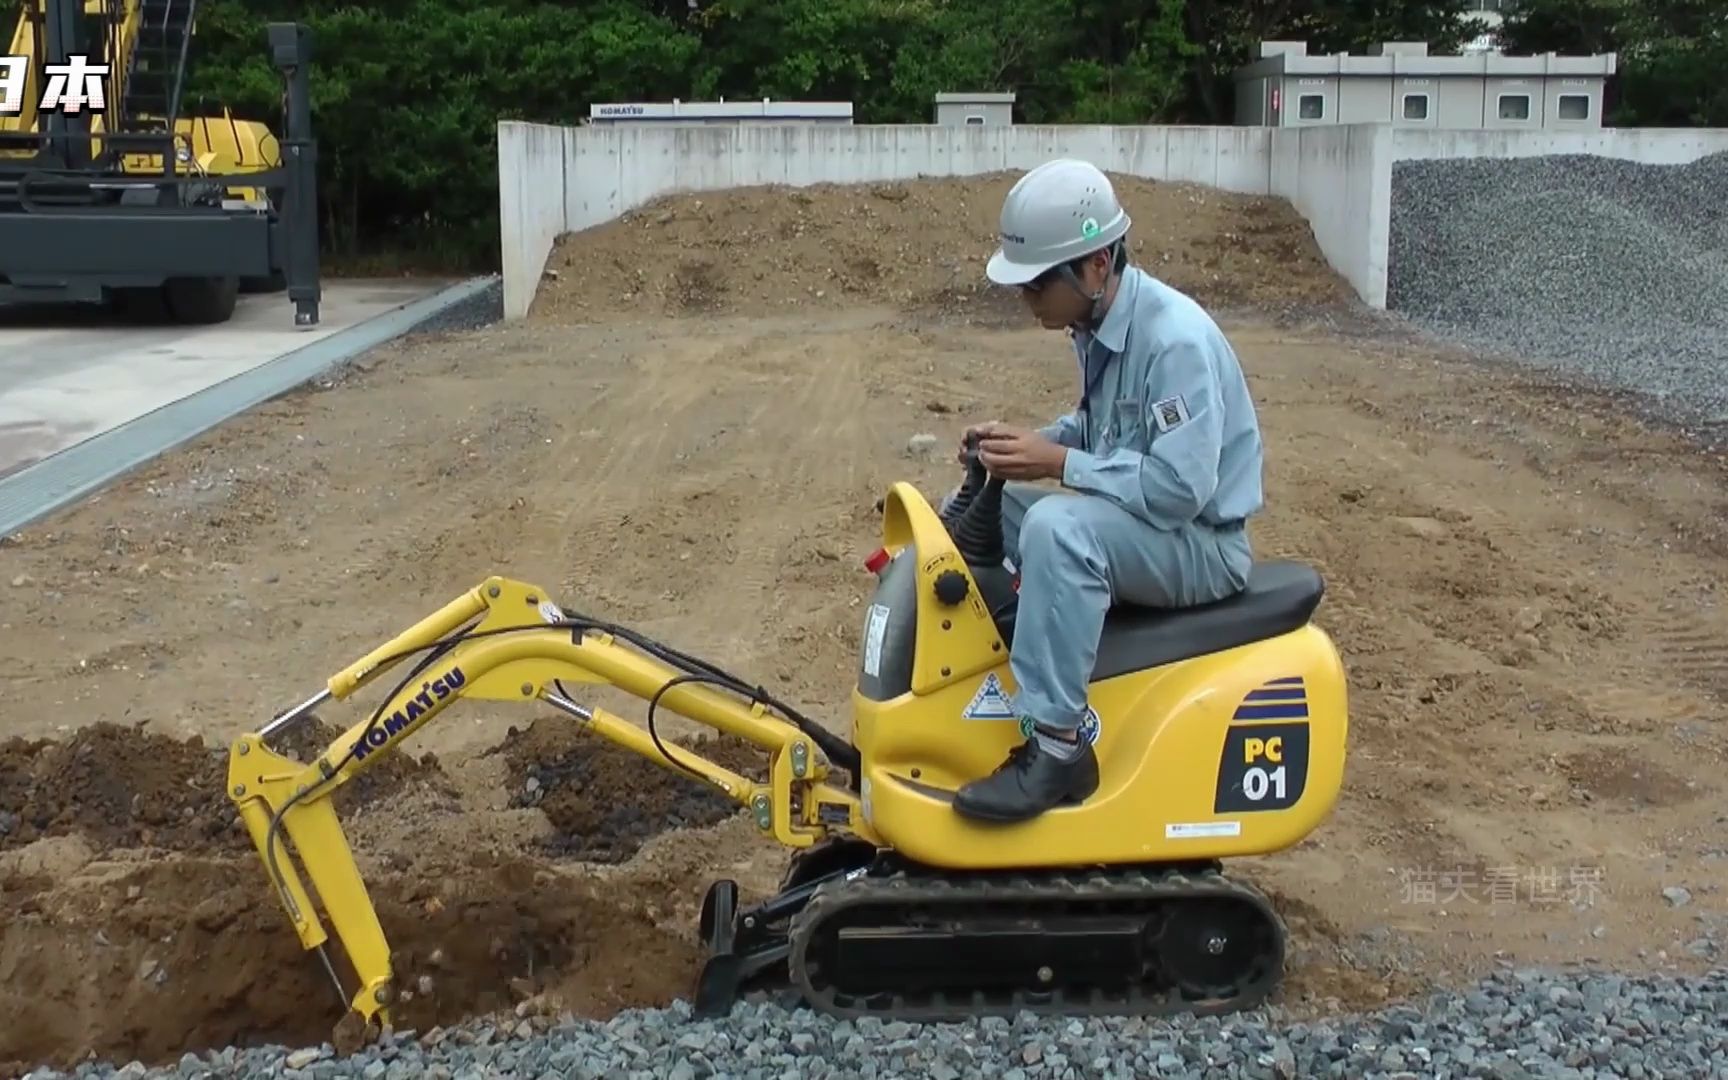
[1165,821,1241,840]
[862,603,890,678]
[1078,707,1101,745]
[961,672,1018,721]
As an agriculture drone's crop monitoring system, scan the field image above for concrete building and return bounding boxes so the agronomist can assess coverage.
[934,92,1016,127]
[585,100,853,126]
[1461,0,1510,53]
[1233,40,1616,130]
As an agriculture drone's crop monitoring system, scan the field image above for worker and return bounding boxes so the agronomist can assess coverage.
[948,158,1265,823]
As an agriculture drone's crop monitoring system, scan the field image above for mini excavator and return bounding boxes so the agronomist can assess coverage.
[227,442,1349,1039]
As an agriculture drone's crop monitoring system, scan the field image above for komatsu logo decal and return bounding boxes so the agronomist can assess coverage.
[351,666,466,761]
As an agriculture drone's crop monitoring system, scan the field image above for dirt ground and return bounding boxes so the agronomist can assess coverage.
[4,172,1728,1075]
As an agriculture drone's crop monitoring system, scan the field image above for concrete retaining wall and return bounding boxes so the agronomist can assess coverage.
[1269,124,1393,308]
[497,119,1728,320]
[1391,126,1728,164]
[497,121,1277,319]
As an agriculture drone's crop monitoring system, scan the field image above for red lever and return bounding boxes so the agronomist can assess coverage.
[864,547,890,574]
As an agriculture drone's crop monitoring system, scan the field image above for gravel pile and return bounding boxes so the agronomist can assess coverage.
[1387,151,1728,429]
[20,967,1728,1079]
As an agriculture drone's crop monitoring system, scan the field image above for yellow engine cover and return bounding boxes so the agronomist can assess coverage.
[848,481,1349,871]
[111,112,281,204]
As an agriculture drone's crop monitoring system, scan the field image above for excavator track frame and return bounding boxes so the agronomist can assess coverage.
[695,848,1286,1021]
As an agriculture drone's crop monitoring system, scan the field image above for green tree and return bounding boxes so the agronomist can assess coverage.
[163,0,1689,271]
[1497,0,1727,125]
[183,0,699,267]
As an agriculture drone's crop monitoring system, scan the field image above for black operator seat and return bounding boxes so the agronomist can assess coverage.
[1091,560,1326,682]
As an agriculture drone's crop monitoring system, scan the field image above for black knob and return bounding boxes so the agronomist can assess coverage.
[934,569,970,606]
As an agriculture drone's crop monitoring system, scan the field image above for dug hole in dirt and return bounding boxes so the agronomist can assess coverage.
[0,718,763,1075]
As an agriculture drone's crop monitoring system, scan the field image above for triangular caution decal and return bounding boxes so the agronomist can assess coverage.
[961,671,1018,721]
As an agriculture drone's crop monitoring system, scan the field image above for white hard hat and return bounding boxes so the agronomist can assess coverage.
[985,159,1131,286]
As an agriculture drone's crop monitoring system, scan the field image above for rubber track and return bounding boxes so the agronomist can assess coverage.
[787,864,1287,1021]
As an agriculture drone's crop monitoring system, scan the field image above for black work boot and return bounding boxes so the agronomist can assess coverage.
[952,732,1099,823]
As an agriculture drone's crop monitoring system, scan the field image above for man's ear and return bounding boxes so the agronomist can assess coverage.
[1088,250,1111,285]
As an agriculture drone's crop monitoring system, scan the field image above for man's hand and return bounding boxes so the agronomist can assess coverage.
[976,425,1067,481]
[957,421,1003,464]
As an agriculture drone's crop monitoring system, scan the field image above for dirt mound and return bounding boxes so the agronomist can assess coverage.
[496,718,763,863]
[0,720,454,856]
[0,723,239,854]
[529,173,1349,324]
[272,715,458,813]
[0,846,698,1074]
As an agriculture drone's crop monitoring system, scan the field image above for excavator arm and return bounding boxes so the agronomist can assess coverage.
[226,575,872,1035]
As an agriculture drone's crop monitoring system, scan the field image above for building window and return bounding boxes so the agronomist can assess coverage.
[1557,93,1591,120]
[1402,93,1429,121]
[965,114,985,125]
[1298,93,1324,120]
[1498,93,1531,120]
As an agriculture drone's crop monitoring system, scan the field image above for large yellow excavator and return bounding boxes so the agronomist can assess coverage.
[2,0,268,196]
[227,443,1352,1046]
[0,0,319,324]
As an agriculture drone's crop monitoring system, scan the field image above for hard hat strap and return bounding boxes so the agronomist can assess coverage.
[1062,237,1127,329]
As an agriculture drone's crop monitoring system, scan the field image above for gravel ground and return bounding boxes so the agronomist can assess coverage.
[1386,151,1728,431]
[21,967,1728,1079]
[403,276,504,336]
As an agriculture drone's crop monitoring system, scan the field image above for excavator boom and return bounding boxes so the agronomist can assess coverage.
[227,576,871,1036]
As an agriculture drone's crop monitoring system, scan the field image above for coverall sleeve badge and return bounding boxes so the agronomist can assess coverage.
[1152,395,1190,433]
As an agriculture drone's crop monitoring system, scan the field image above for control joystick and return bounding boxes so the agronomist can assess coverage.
[942,433,1007,566]
[939,433,991,529]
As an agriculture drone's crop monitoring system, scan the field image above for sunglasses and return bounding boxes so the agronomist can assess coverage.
[1020,252,1110,294]
[1020,267,1062,294]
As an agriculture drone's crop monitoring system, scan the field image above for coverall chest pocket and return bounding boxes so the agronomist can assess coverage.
[1106,398,1145,454]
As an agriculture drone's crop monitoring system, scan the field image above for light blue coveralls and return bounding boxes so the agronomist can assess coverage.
[961,266,1266,738]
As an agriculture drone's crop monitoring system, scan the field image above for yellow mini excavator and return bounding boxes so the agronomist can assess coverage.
[227,443,1350,1038]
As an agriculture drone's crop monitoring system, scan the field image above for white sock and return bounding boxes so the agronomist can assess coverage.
[1034,728,1083,761]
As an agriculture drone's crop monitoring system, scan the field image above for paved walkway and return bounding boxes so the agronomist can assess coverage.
[0,279,451,479]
